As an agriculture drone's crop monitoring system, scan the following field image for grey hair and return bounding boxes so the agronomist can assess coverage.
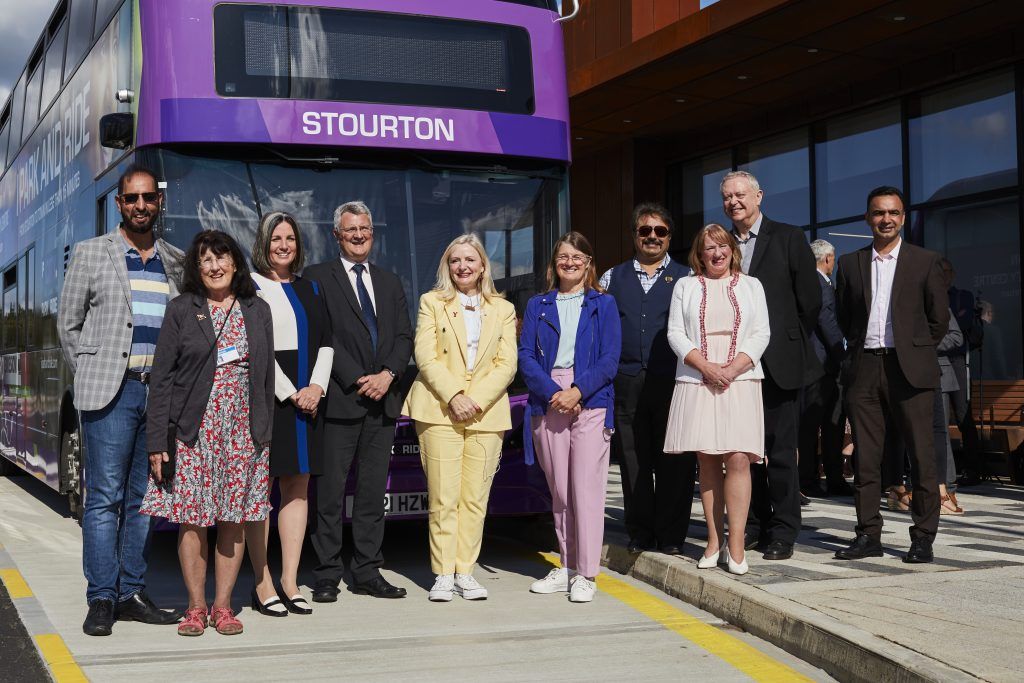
[333,201,373,230]
[809,239,835,263]
[720,170,761,195]
[252,211,304,276]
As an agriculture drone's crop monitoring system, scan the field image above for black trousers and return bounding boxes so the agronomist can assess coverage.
[798,373,846,490]
[312,410,397,585]
[949,355,980,471]
[747,375,802,544]
[613,370,696,546]
[847,354,939,541]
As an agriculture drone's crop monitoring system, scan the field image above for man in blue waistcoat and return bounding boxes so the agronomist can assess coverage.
[600,203,693,555]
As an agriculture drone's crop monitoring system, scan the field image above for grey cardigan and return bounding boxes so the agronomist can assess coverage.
[146,293,275,454]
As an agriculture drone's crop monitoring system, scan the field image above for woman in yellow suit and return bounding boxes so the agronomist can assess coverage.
[403,234,518,603]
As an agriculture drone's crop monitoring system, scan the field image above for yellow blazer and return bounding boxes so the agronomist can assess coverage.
[403,290,518,431]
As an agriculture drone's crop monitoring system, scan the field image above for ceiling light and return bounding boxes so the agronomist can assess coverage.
[623,119,632,123]
[737,75,749,80]
[575,136,584,140]
[892,15,906,21]
[675,98,686,103]
[807,48,819,53]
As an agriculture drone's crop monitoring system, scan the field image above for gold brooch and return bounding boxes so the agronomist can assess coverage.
[665,276,673,282]
[197,314,206,321]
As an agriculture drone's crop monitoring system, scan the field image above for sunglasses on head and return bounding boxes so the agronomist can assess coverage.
[120,192,161,204]
[635,225,669,238]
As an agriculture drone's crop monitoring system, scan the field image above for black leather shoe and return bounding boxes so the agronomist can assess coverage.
[903,538,934,564]
[762,540,794,560]
[311,579,340,603]
[116,592,180,625]
[799,492,811,506]
[834,535,883,560]
[351,576,407,599]
[627,539,655,554]
[83,600,115,636]
[659,543,684,556]
[744,533,770,552]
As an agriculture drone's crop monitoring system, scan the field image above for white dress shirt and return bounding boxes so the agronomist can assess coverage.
[458,292,482,372]
[340,255,377,311]
[732,213,763,274]
[865,238,902,349]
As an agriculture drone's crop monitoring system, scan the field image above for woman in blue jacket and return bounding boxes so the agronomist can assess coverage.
[519,232,621,603]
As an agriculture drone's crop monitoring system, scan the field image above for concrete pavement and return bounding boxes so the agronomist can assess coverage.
[600,468,1024,683]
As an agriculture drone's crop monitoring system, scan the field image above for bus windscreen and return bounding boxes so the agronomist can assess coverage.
[214,4,535,115]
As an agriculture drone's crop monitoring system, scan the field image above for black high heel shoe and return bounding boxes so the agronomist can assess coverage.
[279,590,313,615]
[250,588,288,617]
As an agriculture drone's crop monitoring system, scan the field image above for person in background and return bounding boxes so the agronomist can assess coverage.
[721,170,821,562]
[941,259,981,483]
[246,212,334,617]
[306,201,414,602]
[58,165,184,636]
[936,311,964,515]
[403,234,518,602]
[599,203,693,556]
[522,232,621,602]
[799,239,850,498]
[664,224,771,576]
[142,230,276,636]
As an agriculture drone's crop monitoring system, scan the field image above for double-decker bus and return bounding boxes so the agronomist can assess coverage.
[0,0,569,521]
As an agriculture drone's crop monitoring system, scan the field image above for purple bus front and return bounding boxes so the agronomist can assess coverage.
[128,0,570,520]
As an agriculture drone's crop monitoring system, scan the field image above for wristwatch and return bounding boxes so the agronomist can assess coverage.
[383,368,397,379]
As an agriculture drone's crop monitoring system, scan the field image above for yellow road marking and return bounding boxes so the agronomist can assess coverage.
[36,635,89,683]
[0,568,32,598]
[542,553,812,683]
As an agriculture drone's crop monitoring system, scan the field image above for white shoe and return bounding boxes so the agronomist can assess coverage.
[531,567,571,594]
[568,575,596,603]
[727,551,749,576]
[454,573,488,600]
[428,574,455,602]
[696,548,729,569]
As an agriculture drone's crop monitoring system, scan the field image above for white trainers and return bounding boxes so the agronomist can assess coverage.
[568,575,596,603]
[428,574,455,602]
[454,573,488,600]
[530,567,571,594]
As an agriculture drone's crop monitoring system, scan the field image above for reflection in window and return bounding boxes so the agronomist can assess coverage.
[40,23,68,113]
[680,151,731,243]
[909,71,1017,204]
[815,105,902,222]
[64,0,96,77]
[22,65,44,143]
[818,221,874,261]
[7,75,26,155]
[738,129,809,227]
[920,197,1021,380]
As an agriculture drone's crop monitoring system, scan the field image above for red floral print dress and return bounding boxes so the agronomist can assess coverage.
[141,305,270,526]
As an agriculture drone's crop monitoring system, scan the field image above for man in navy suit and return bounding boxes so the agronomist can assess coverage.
[799,240,851,497]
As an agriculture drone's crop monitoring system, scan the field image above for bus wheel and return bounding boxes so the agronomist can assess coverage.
[0,453,18,476]
[61,428,84,523]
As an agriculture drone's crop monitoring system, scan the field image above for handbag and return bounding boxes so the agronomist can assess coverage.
[161,298,238,484]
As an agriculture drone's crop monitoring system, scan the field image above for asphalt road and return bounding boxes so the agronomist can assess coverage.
[0,472,833,682]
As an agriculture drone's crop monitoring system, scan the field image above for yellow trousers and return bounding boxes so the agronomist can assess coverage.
[416,423,502,575]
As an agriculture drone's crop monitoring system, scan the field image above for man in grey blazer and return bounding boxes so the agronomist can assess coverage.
[58,166,184,636]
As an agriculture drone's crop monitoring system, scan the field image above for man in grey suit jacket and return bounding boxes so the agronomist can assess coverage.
[57,166,183,636]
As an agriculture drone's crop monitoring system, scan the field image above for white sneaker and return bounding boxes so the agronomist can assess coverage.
[454,573,488,600]
[568,575,596,603]
[428,574,455,602]
[530,567,571,594]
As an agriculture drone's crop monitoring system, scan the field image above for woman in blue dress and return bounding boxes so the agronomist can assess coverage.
[246,212,334,617]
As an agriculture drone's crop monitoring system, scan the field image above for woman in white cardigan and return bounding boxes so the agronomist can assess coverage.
[664,224,770,575]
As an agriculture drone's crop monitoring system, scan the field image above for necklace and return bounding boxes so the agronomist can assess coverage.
[458,292,481,311]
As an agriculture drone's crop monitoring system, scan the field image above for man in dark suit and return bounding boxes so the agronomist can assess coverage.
[306,200,413,600]
[834,186,948,564]
[722,171,822,561]
[799,239,851,497]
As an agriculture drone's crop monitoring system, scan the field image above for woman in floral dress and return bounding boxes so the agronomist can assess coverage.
[142,230,275,636]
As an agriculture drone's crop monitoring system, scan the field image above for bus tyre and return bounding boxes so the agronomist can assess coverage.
[0,452,17,476]
[61,429,84,523]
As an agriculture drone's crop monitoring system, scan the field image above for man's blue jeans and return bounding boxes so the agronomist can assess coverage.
[81,379,152,605]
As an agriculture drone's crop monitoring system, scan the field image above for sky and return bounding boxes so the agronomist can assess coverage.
[0,0,59,103]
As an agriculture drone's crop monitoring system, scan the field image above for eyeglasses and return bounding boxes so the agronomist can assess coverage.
[556,254,590,265]
[339,226,374,236]
[635,225,669,238]
[119,192,161,204]
[198,255,234,271]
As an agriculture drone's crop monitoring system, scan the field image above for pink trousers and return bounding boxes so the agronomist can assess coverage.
[531,368,611,578]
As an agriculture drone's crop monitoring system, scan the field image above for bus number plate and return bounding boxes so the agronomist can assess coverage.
[345,492,428,518]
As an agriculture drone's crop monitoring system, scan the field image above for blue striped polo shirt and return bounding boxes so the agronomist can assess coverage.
[122,234,170,372]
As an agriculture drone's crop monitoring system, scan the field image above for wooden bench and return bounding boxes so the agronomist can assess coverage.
[948,380,1024,483]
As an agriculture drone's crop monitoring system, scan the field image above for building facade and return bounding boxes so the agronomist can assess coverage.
[565,0,1024,381]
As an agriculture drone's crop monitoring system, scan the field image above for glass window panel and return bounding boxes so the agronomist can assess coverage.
[815,104,902,222]
[7,74,26,158]
[64,0,96,78]
[0,120,10,170]
[94,0,122,39]
[909,71,1017,203]
[21,66,43,143]
[679,151,731,241]
[40,22,68,113]
[920,197,1021,380]
[738,129,810,227]
[818,220,874,261]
